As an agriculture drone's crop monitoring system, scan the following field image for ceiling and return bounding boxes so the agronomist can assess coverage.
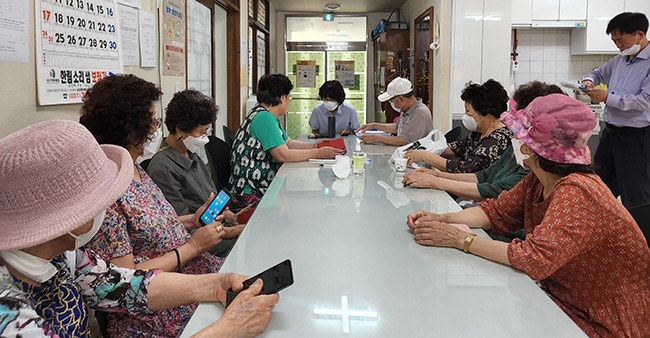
[270,0,408,13]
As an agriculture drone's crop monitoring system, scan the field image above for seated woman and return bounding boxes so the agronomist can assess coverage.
[402,81,563,201]
[407,94,650,337]
[229,74,344,204]
[309,80,360,137]
[0,120,278,337]
[79,75,227,337]
[147,89,246,257]
[405,79,511,173]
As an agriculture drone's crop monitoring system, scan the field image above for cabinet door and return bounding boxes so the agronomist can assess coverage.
[586,0,623,52]
[532,0,559,20]
[625,0,650,15]
[512,0,532,25]
[559,0,587,20]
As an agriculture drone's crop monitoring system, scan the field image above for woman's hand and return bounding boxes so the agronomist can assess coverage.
[402,171,440,189]
[187,221,225,255]
[404,149,431,166]
[406,210,448,232]
[188,192,216,231]
[412,221,465,248]
[317,146,344,159]
[211,278,279,338]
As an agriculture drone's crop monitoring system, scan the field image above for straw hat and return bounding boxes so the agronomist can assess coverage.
[0,120,133,250]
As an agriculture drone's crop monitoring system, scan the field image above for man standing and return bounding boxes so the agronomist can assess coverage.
[357,77,433,146]
[582,12,650,208]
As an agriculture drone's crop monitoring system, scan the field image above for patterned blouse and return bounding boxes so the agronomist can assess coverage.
[480,173,650,337]
[447,126,513,173]
[229,106,287,200]
[0,249,160,337]
[85,164,223,338]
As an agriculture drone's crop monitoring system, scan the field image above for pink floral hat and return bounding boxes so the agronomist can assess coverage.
[501,93,596,165]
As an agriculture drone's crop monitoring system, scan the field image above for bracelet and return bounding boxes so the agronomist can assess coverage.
[463,233,476,253]
[172,248,181,272]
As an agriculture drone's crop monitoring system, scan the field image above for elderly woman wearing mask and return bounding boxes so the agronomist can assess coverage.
[407,94,650,337]
[79,74,227,337]
[0,120,277,337]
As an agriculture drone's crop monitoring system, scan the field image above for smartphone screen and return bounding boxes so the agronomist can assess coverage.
[199,190,231,226]
[226,259,293,307]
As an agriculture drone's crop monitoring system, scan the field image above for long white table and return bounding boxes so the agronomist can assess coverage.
[182,136,586,337]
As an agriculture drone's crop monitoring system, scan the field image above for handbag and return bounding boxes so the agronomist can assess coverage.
[390,129,447,167]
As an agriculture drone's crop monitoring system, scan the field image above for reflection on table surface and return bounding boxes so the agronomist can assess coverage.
[182,152,585,338]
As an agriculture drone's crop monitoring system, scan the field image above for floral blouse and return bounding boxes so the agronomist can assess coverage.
[85,164,223,338]
[480,173,650,337]
[447,126,513,173]
[0,248,159,337]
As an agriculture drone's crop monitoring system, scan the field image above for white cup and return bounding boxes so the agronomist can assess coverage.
[394,158,408,172]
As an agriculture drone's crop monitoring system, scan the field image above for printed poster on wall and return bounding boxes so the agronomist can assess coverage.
[162,0,185,76]
[296,60,316,88]
[0,0,29,63]
[334,61,355,88]
[36,0,123,105]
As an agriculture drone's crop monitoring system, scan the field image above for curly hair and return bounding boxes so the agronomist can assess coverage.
[460,79,508,118]
[79,74,162,148]
[512,81,565,110]
[165,89,218,134]
[318,80,346,104]
[256,74,293,106]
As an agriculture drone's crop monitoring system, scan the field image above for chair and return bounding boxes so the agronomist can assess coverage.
[205,135,232,190]
[627,203,650,247]
[222,125,236,146]
[444,126,462,143]
[139,159,151,172]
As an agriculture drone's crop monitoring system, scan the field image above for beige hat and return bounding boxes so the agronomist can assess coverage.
[0,120,133,250]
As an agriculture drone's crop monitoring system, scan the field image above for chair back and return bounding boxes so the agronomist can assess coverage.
[444,126,462,143]
[628,203,650,247]
[205,135,232,190]
[223,125,236,146]
[139,159,151,172]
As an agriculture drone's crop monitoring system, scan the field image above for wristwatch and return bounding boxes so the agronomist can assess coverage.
[463,233,476,253]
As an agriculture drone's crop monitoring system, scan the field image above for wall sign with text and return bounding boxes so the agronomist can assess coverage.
[36,0,123,105]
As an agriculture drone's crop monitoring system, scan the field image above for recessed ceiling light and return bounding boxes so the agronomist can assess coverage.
[325,3,340,11]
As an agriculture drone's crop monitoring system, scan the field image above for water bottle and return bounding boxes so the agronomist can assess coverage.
[352,141,365,175]
[327,115,336,138]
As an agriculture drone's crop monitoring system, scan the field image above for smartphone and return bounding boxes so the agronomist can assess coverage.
[226,259,294,307]
[199,189,232,226]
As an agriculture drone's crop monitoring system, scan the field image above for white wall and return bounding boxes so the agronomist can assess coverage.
[401,0,453,131]
[513,28,613,89]
[0,1,184,138]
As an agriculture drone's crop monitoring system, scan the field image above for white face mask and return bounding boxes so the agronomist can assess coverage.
[511,138,531,168]
[620,42,641,56]
[183,134,210,154]
[462,114,484,132]
[0,250,58,283]
[141,128,162,159]
[68,210,106,250]
[390,99,402,113]
[324,100,339,111]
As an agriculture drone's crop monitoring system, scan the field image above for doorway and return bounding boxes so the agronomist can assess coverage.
[284,16,367,139]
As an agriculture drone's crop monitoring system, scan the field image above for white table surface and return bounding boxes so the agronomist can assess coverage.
[182,137,586,338]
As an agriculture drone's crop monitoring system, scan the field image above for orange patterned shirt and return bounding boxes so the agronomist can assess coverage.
[480,173,650,337]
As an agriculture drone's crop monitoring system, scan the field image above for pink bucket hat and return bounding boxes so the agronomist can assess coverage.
[0,120,133,250]
[501,93,596,165]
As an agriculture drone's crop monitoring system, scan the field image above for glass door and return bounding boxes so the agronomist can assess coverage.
[285,51,326,139]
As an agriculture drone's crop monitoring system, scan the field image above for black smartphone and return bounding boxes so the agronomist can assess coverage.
[226,259,294,307]
[199,189,232,226]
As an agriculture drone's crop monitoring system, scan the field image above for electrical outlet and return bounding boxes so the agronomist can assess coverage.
[512,60,519,72]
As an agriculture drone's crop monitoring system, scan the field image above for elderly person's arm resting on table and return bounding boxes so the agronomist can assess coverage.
[402,168,485,201]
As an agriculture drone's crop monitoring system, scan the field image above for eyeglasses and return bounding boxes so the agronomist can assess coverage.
[192,126,212,137]
[152,117,162,129]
